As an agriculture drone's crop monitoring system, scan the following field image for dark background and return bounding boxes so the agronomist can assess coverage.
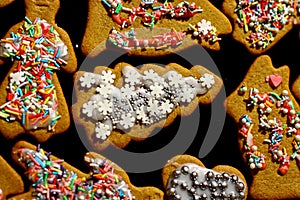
[0,0,299,199]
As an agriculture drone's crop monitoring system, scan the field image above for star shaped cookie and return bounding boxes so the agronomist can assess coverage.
[81,0,232,57]
[72,62,223,151]
[226,55,300,199]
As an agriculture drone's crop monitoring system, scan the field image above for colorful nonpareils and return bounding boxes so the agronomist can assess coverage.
[17,146,133,200]
[234,0,300,49]
[238,84,300,175]
[102,0,202,28]
[0,17,68,131]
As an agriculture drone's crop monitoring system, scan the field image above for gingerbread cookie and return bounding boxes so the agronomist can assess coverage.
[0,155,24,199]
[0,0,14,7]
[223,0,300,54]
[292,75,300,101]
[10,140,164,200]
[72,62,223,151]
[0,0,77,142]
[226,55,300,199]
[162,154,248,199]
[81,0,232,57]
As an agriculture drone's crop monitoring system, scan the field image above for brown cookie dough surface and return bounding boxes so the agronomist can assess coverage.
[226,55,300,199]
[72,62,223,151]
[82,0,232,57]
[9,141,164,200]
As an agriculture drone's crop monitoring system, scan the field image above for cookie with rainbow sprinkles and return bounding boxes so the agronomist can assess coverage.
[9,140,164,200]
[81,0,232,57]
[223,0,300,54]
[0,0,77,142]
[226,55,300,199]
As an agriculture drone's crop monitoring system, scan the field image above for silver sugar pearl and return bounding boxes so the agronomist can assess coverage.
[231,175,238,183]
[212,191,219,198]
[193,180,200,187]
[215,174,222,180]
[181,165,189,174]
[181,182,188,189]
[174,194,181,199]
[193,194,201,200]
[191,171,198,179]
[239,192,245,198]
[169,187,176,195]
[172,179,179,186]
[206,171,214,180]
[236,182,245,191]
[222,172,230,180]
[220,191,227,198]
[229,192,237,199]
[201,193,208,200]
[211,181,218,188]
[173,170,181,177]
[189,187,196,194]
[221,181,228,188]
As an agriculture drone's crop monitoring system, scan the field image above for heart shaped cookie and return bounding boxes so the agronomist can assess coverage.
[162,154,248,199]
[9,141,164,200]
[72,62,223,151]
[226,55,300,199]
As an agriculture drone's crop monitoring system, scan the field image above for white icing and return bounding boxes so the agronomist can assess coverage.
[80,66,215,141]
[167,163,246,200]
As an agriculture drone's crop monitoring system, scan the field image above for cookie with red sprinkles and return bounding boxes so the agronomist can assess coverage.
[226,55,300,199]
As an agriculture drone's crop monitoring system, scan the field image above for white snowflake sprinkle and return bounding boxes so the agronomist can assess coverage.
[150,83,164,97]
[165,71,185,88]
[180,86,196,103]
[82,101,96,117]
[200,73,215,89]
[119,113,135,129]
[79,72,96,88]
[160,100,174,114]
[10,71,26,85]
[143,69,164,83]
[123,68,141,86]
[121,84,135,99]
[136,107,149,123]
[96,84,113,99]
[147,100,162,116]
[95,122,112,140]
[197,19,213,35]
[101,70,116,84]
[97,99,113,116]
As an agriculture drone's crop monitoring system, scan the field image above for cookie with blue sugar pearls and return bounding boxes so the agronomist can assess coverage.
[162,154,248,200]
[72,62,223,151]
[81,0,232,57]
[9,140,164,200]
[226,55,300,199]
[0,0,77,142]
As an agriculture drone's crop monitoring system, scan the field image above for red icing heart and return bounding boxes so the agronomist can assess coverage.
[269,74,282,88]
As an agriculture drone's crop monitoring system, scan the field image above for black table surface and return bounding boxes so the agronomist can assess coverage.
[0,0,299,199]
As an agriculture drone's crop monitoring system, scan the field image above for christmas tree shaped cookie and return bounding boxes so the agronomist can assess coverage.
[72,62,223,151]
[226,55,300,199]
[82,0,232,57]
[9,141,164,200]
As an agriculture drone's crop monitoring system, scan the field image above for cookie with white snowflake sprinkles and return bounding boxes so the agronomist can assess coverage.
[292,75,300,101]
[9,141,164,200]
[226,55,300,199]
[72,62,223,151]
[81,0,232,57]
[0,0,77,142]
[222,0,300,54]
[162,155,248,200]
[0,155,24,199]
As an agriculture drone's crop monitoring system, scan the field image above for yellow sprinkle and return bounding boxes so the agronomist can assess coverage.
[44,96,50,105]
[0,112,10,119]
[243,13,248,32]
[248,124,254,134]
[4,109,20,116]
